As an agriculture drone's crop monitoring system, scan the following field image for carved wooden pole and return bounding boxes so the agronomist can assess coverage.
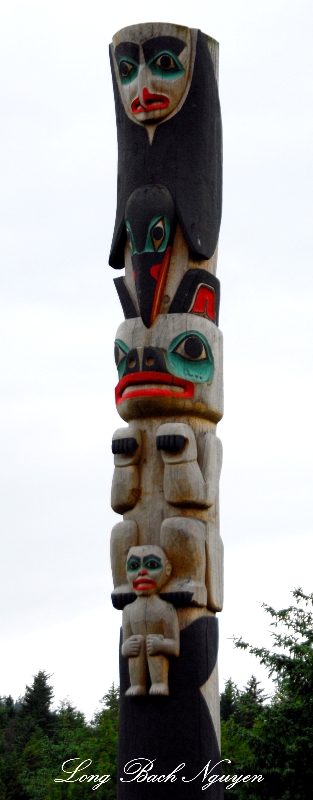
[109,22,223,798]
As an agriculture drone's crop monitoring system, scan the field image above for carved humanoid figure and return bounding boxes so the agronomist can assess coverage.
[122,545,180,696]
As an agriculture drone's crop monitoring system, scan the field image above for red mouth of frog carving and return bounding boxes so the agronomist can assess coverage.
[115,371,195,405]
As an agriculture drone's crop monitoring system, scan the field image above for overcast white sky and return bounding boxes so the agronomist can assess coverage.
[0,0,312,720]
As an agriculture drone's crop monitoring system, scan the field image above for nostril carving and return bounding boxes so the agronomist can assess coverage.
[128,357,136,368]
[145,357,154,366]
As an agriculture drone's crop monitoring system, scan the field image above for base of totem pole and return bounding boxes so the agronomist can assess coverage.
[117,617,223,799]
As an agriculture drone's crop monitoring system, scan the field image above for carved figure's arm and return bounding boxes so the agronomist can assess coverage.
[121,605,143,657]
[111,425,141,514]
[146,604,180,657]
[199,430,222,508]
[157,422,222,509]
[156,422,206,507]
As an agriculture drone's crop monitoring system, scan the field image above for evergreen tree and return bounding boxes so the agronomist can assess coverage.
[235,675,266,729]
[221,588,313,799]
[220,678,239,721]
[21,670,55,735]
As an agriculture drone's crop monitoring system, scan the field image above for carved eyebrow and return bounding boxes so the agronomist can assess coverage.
[115,42,140,65]
[142,36,186,62]
[127,557,140,567]
[143,555,162,565]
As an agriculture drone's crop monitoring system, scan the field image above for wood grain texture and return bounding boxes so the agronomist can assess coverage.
[109,26,222,267]
[122,544,180,695]
[108,19,224,762]
[114,313,223,423]
[111,417,223,611]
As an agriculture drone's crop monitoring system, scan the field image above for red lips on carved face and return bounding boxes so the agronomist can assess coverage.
[133,576,157,591]
[131,87,169,114]
[115,371,195,405]
[133,568,156,592]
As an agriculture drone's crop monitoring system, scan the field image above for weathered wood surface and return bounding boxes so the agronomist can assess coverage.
[108,21,224,795]
[122,544,179,696]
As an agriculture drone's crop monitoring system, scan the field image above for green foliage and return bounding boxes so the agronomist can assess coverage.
[0,672,119,800]
[220,678,239,721]
[21,671,54,728]
[221,588,313,800]
[1,589,312,799]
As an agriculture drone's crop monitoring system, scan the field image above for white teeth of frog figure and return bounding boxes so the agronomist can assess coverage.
[110,311,223,612]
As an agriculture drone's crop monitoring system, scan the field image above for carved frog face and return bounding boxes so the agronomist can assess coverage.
[114,313,223,422]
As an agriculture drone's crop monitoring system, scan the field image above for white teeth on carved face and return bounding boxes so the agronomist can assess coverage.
[122,383,184,396]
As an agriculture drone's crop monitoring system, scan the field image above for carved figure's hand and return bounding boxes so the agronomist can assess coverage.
[112,437,138,456]
[156,423,196,464]
[156,434,186,454]
[122,634,144,658]
[146,634,165,656]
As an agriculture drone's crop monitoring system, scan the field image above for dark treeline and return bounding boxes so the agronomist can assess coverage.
[0,678,119,799]
[0,589,312,799]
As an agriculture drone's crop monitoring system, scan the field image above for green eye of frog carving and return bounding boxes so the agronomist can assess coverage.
[114,339,129,380]
[165,331,214,384]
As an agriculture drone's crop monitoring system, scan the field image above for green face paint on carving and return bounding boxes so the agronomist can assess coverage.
[146,50,185,80]
[165,331,215,384]
[118,57,139,85]
[114,339,129,380]
[114,332,214,387]
[143,556,163,570]
[125,216,170,254]
[127,555,163,572]
[127,556,140,572]
[145,215,170,253]
[117,49,184,85]
[125,222,136,253]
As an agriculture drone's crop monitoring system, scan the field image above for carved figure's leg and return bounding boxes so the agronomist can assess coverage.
[160,517,207,607]
[148,655,169,696]
[125,635,147,696]
[110,520,138,598]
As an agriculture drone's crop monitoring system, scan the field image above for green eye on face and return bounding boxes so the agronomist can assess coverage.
[145,215,170,253]
[127,558,141,572]
[125,223,135,253]
[147,50,184,79]
[144,558,162,570]
[151,219,165,251]
[166,331,215,384]
[118,57,139,84]
[114,339,129,379]
[125,216,170,255]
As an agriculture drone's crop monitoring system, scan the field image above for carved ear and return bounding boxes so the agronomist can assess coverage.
[169,268,220,324]
[165,561,172,577]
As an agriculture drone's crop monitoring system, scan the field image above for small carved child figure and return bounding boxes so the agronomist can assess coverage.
[122,545,180,696]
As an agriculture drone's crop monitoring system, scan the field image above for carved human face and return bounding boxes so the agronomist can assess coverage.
[114,313,223,422]
[112,23,196,126]
[126,545,171,596]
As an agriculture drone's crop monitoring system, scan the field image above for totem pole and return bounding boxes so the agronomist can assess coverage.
[109,22,223,798]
